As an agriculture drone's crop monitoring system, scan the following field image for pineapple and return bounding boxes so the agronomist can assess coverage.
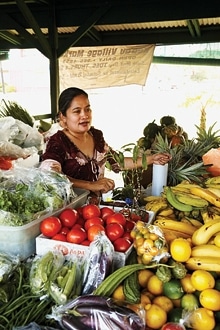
[153,133,209,186]
[195,121,220,150]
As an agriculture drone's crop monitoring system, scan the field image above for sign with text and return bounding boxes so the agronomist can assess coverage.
[59,44,155,89]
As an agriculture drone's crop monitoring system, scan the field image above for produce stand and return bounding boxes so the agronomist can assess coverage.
[1,116,220,329]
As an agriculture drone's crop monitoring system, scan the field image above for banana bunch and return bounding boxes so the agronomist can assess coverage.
[192,218,220,246]
[153,217,198,244]
[144,196,169,215]
[205,175,220,189]
[164,186,209,212]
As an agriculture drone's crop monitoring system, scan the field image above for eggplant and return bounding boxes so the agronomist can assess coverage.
[61,314,89,330]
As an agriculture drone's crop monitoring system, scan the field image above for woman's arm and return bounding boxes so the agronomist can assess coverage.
[68,177,115,194]
[123,153,171,170]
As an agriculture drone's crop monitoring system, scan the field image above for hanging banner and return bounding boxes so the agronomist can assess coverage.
[59,44,155,89]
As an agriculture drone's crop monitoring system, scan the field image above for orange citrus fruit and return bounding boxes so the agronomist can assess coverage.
[191,270,215,291]
[138,269,154,287]
[189,307,215,330]
[180,273,196,293]
[169,237,191,262]
[111,284,125,301]
[153,295,174,313]
[199,288,220,311]
[147,274,163,296]
[145,303,167,329]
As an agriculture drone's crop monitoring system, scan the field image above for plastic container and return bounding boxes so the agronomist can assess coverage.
[0,188,89,260]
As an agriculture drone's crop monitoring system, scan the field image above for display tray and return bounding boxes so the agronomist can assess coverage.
[0,188,89,260]
[36,205,154,270]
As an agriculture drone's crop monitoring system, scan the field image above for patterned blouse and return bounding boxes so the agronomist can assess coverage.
[41,127,120,182]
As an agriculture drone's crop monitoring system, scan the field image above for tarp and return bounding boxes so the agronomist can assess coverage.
[59,44,155,89]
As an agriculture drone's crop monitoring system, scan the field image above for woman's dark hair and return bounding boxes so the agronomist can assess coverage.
[58,87,88,115]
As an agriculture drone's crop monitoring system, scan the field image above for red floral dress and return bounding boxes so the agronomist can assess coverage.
[41,127,120,182]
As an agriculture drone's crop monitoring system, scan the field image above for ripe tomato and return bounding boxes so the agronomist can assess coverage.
[52,233,67,242]
[124,219,136,232]
[66,227,87,244]
[40,216,62,238]
[84,217,104,231]
[105,223,124,242]
[122,231,133,242]
[81,240,91,246]
[161,323,186,330]
[106,212,126,227]
[82,204,101,220]
[100,207,115,221]
[87,224,105,242]
[130,212,142,222]
[59,208,79,228]
[75,216,85,227]
[59,226,70,235]
[113,237,132,252]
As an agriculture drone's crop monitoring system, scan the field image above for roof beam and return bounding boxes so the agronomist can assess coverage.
[0,31,21,45]
[57,4,111,57]
[15,0,52,58]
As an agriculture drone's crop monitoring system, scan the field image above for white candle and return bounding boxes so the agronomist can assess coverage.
[151,163,168,196]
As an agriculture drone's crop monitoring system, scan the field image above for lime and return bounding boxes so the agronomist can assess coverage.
[167,307,184,323]
[163,279,184,300]
[181,293,199,310]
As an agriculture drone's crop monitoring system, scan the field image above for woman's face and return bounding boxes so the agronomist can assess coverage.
[61,94,92,133]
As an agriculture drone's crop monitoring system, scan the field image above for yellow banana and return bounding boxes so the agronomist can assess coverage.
[190,186,220,208]
[185,256,220,272]
[191,244,220,258]
[201,210,220,223]
[162,228,192,244]
[181,217,203,228]
[145,199,168,214]
[175,192,209,208]
[206,187,220,198]
[154,218,197,236]
[144,196,165,202]
[205,176,220,185]
[192,218,220,245]
[158,207,174,217]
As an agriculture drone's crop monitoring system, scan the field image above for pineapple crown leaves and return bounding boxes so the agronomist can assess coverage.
[195,122,220,149]
[0,99,34,127]
[168,161,208,186]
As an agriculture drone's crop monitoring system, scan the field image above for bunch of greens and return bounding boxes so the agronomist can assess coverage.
[0,168,76,226]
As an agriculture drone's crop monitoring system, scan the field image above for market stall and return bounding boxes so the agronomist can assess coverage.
[0,110,220,330]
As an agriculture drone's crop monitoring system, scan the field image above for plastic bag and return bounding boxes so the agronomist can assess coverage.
[82,232,114,295]
[12,322,60,330]
[0,116,43,150]
[0,167,76,226]
[0,252,20,283]
[47,294,145,330]
[132,222,170,264]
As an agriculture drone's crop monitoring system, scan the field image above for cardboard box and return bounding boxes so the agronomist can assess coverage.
[0,188,89,260]
[36,234,133,270]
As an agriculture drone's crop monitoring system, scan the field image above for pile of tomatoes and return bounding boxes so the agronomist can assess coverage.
[40,204,142,253]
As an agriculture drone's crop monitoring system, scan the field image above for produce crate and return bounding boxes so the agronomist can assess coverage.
[0,188,89,260]
[36,234,133,270]
[36,207,154,270]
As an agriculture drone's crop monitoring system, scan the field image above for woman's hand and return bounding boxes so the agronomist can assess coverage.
[148,153,172,165]
[90,177,115,193]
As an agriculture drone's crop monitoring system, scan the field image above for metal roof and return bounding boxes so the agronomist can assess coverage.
[0,0,220,58]
[1,0,220,119]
